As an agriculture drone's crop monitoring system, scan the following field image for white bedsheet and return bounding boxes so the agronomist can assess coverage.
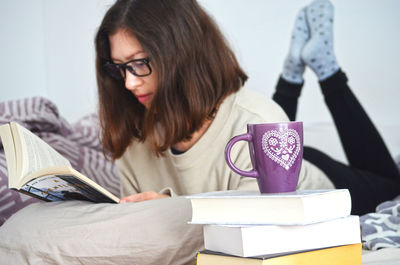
[0,197,204,265]
[362,248,400,265]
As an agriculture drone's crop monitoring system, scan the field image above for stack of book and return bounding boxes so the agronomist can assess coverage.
[187,189,362,264]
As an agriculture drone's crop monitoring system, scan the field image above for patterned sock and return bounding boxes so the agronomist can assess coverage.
[281,7,310,84]
[302,0,340,81]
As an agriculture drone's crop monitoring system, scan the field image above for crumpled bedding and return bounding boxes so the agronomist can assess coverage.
[361,195,400,250]
[0,97,119,226]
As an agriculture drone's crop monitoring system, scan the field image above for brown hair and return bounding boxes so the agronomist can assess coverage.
[95,0,248,159]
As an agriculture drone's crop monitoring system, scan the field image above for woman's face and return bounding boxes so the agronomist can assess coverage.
[109,29,158,109]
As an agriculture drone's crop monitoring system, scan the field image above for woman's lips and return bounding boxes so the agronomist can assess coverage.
[136,93,152,104]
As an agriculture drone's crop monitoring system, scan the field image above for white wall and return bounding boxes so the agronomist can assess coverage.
[0,0,47,100]
[1,0,399,128]
[41,0,115,121]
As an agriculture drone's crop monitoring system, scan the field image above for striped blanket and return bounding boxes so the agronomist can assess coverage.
[0,97,119,226]
[361,196,400,250]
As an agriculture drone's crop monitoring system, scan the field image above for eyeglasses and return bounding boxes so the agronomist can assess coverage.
[103,57,152,79]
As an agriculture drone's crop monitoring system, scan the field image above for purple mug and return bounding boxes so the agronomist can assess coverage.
[225,122,303,193]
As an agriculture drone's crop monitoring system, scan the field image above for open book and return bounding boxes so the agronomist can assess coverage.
[0,122,119,203]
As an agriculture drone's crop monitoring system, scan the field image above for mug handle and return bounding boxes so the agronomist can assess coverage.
[225,133,259,178]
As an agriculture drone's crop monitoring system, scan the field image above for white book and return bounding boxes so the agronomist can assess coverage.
[187,189,351,225]
[203,215,361,257]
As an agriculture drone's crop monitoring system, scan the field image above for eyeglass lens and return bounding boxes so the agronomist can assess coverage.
[104,58,151,79]
[121,60,149,78]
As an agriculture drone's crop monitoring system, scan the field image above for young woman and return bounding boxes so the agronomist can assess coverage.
[95,0,400,215]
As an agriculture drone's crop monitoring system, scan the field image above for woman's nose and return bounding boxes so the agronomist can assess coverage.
[124,71,143,91]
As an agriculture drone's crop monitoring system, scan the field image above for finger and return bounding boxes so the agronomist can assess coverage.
[119,194,142,203]
[119,191,158,203]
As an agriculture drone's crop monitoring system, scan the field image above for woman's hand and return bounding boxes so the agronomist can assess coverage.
[119,191,170,203]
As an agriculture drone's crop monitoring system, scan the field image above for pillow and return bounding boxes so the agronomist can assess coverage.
[0,197,204,265]
[0,151,40,226]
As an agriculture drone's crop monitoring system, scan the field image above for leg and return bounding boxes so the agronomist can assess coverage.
[320,70,400,180]
[272,77,302,121]
[273,7,309,120]
[281,7,309,84]
[302,0,339,81]
[300,0,400,213]
[304,146,400,215]
[301,0,399,179]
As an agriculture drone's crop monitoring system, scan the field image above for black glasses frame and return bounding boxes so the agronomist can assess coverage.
[104,57,152,79]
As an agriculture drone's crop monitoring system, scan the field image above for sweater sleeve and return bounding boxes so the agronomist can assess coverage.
[116,158,140,198]
[158,187,177,197]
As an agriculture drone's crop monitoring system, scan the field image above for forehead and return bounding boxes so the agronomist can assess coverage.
[109,29,145,61]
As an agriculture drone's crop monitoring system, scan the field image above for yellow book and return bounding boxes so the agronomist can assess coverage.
[196,243,362,265]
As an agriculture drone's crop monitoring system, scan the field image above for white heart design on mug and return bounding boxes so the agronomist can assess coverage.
[261,128,301,170]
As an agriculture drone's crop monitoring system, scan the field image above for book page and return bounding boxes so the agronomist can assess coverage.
[14,123,71,178]
[21,174,117,203]
[187,189,343,199]
[0,124,17,186]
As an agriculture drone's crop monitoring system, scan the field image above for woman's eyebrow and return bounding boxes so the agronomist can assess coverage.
[112,51,146,63]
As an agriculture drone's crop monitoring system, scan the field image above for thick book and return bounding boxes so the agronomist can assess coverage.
[196,243,362,265]
[0,122,119,203]
[187,189,351,225]
[203,215,361,257]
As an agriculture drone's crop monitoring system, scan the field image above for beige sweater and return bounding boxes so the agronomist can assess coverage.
[116,88,334,197]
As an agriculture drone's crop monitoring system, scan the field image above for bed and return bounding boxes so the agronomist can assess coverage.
[0,97,399,264]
